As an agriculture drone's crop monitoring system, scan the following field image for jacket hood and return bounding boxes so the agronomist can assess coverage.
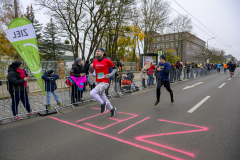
[8,64,15,73]
[72,61,79,66]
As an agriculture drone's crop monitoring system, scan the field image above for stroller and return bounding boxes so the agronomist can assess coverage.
[121,72,139,93]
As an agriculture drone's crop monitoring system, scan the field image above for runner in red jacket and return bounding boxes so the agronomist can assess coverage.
[89,48,118,117]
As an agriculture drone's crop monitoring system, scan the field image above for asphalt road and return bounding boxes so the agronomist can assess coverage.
[1,69,240,160]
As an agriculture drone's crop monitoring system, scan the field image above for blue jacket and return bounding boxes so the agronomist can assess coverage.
[42,72,59,91]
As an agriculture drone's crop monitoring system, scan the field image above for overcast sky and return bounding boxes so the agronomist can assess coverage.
[21,0,240,60]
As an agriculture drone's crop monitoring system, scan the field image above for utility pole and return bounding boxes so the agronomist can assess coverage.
[204,37,215,63]
[14,0,22,62]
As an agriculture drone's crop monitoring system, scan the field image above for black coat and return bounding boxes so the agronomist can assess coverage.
[7,65,28,93]
[70,62,85,77]
[84,60,90,75]
[42,72,59,91]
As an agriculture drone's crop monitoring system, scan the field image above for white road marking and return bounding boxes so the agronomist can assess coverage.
[182,82,203,90]
[218,83,226,88]
[188,96,211,113]
[228,78,231,80]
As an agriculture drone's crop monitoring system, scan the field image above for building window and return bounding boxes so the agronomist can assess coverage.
[171,35,174,39]
[176,42,178,47]
[187,42,190,47]
[147,50,149,53]
[171,42,174,48]
[175,34,179,39]
[166,43,169,48]
[157,44,160,49]
[153,44,156,49]
[166,36,169,40]
[162,36,165,41]
[157,37,160,41]
[147,44,149,47]
[162,43,165,48]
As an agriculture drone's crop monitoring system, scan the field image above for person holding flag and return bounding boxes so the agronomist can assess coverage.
[7,61,37,120]
[89,48,117,117]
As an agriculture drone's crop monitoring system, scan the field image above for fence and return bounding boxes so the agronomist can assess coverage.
[0,60,59,81]
[0,67,224,124]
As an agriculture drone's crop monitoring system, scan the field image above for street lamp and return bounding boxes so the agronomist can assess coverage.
[204,37,215,63]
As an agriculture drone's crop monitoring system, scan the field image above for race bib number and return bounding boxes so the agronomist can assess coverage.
[97,72,104,79]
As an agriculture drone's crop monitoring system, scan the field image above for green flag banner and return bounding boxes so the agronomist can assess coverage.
[6,17,45,96]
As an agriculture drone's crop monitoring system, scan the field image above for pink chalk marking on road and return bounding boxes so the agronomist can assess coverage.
[84,111,138,129]
[135,119,209,157]
[49,117,184,160]
[118,117,150,134]
[77,110,109,122]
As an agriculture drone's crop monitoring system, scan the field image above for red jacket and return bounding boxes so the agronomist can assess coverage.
[147,65,155,75]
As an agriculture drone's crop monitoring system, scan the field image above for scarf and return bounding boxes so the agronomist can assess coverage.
[70,75,87,91]
[16,69,27,88]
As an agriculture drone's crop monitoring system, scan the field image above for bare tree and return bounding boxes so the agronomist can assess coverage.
[101,0,136,60]
[141,0,171,53]
[168,15,194,61]
[0,0,23,30]
[34,0,85,59]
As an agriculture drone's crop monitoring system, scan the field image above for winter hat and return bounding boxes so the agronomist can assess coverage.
[160,54,166,60]
[76,58,82,63]
[97,47,105,53]
[11,61,22,70]
[46,68,54,74]
[97,47,106,56]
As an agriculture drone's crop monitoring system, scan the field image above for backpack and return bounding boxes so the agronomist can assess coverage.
[65,73,74,86]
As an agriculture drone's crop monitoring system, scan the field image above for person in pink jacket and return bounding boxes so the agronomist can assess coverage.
[140,67,147,89]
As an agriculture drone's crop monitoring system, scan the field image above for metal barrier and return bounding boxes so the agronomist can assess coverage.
[0,67,226,124]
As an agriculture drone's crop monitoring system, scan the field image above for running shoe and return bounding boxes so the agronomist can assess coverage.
[111,108,116,117]
[101,102,107,113]
[171,97,174,103]
[57,102,62,107]
[155,101,160,106]
[29,110,37,116]
[47,105,51,110]
[14,115,23,120]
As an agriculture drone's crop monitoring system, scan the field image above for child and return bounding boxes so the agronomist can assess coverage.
[42,68,62,109]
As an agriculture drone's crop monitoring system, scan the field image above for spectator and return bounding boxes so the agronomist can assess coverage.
[154,63,160,82]
[42,68,62,109]
[118,59,124,72]
[105,57,113,97]
[147,63,155,86]
[88,58,96,90]
[70,58,86,105]
[179,62,183,81]
[140,66,147,89]
[145,61,152,85]
[7,61,37,120]
[113,60,123,96]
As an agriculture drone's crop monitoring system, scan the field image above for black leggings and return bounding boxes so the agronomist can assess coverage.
[156,80,173,102]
